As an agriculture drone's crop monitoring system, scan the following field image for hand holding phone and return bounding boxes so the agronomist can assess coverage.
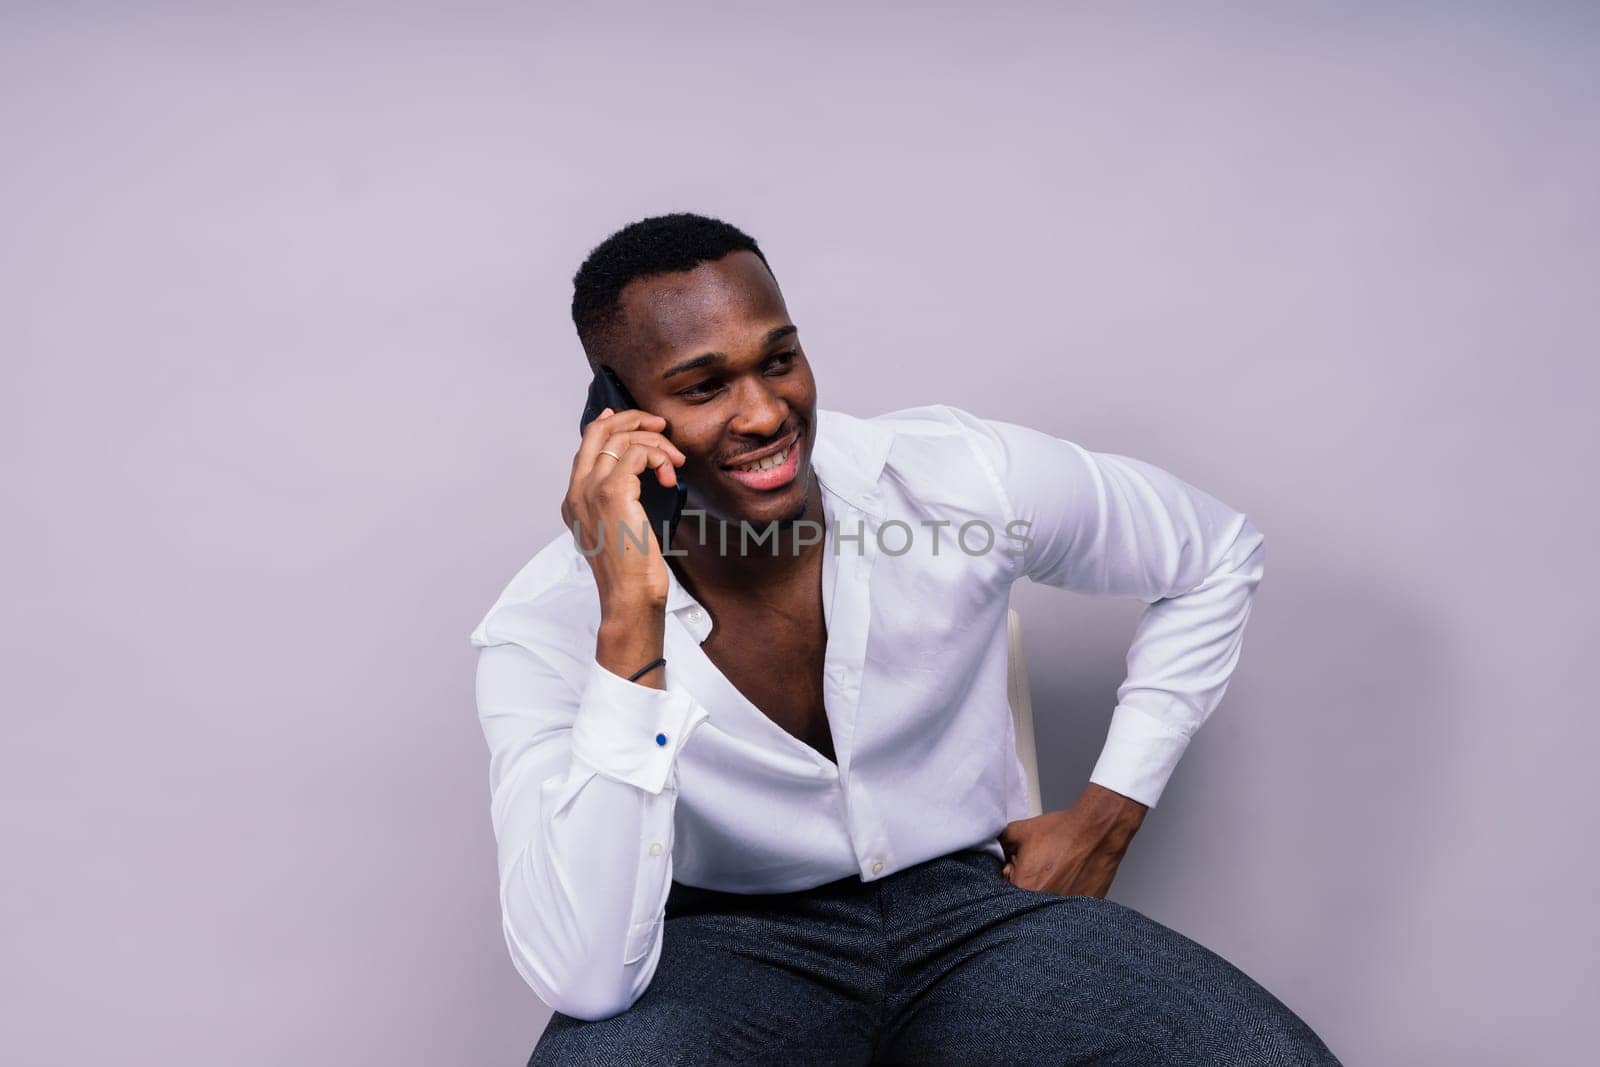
[579,366,688,549]
[563,367,687,614]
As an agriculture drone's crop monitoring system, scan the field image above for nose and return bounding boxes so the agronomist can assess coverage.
[728,376,788,439]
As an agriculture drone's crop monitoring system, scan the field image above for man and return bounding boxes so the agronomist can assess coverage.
[471,212,1339,1064]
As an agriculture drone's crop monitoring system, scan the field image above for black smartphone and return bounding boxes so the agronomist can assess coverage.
[579,365,687,549]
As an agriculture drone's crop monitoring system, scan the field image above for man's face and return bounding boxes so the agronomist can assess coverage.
[602,250,819,531]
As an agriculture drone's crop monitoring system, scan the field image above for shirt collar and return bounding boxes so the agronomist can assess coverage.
[663,406,893,615]
[811,406,892,518]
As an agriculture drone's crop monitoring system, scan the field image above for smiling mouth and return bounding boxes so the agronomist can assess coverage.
[730,445,792,473]
[722,429,800,473]
[720,429,804,491]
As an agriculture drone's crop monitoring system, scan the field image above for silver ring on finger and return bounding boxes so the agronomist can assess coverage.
[598,449,623,462]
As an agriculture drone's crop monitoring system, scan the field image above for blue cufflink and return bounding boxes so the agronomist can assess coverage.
[655,733,667,747]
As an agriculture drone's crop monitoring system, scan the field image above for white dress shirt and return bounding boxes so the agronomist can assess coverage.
[470,403,1265,1020]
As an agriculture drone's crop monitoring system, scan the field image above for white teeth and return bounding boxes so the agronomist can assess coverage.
[736,448,788,473]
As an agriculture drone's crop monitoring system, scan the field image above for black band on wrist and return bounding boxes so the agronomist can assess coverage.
[627,657,667,683]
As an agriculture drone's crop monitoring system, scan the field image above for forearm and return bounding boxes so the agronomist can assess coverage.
[946,407,1267,803]
[596,608,666,690]
[1075,781,1149,847]
[478,641,708,1021]
[1091,516,1265,806]
[499,759,680,1021]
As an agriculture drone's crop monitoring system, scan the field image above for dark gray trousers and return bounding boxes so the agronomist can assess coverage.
[530,847,1340,1065]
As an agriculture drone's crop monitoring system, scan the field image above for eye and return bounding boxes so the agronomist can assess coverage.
[679,379,723,400]
[679,351,797,400]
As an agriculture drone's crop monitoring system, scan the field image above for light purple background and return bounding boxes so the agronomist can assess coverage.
[4,4,1596,1064]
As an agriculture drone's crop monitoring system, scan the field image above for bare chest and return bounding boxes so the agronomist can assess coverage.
[700,588,834,764]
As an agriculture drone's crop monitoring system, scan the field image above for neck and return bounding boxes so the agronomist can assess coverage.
[668,472,826,598]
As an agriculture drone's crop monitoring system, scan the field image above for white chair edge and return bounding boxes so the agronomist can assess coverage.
[1005,608,1044,818]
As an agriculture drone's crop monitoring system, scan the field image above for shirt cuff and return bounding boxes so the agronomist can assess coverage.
[1087,704,1193,808]
[569,658,710,795]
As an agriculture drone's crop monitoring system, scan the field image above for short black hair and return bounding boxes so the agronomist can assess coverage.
[570,212,775,365]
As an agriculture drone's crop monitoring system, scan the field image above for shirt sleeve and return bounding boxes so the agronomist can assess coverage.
[476,641,711,1020]
[946,405,1267,808]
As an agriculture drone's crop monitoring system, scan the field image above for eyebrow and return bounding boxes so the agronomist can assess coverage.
[661,325,799,380]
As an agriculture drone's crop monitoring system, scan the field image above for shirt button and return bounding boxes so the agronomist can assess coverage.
[687,607,703,622]
[655,733,667,746]
[871,860,884,875]
[649,842,664,857]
